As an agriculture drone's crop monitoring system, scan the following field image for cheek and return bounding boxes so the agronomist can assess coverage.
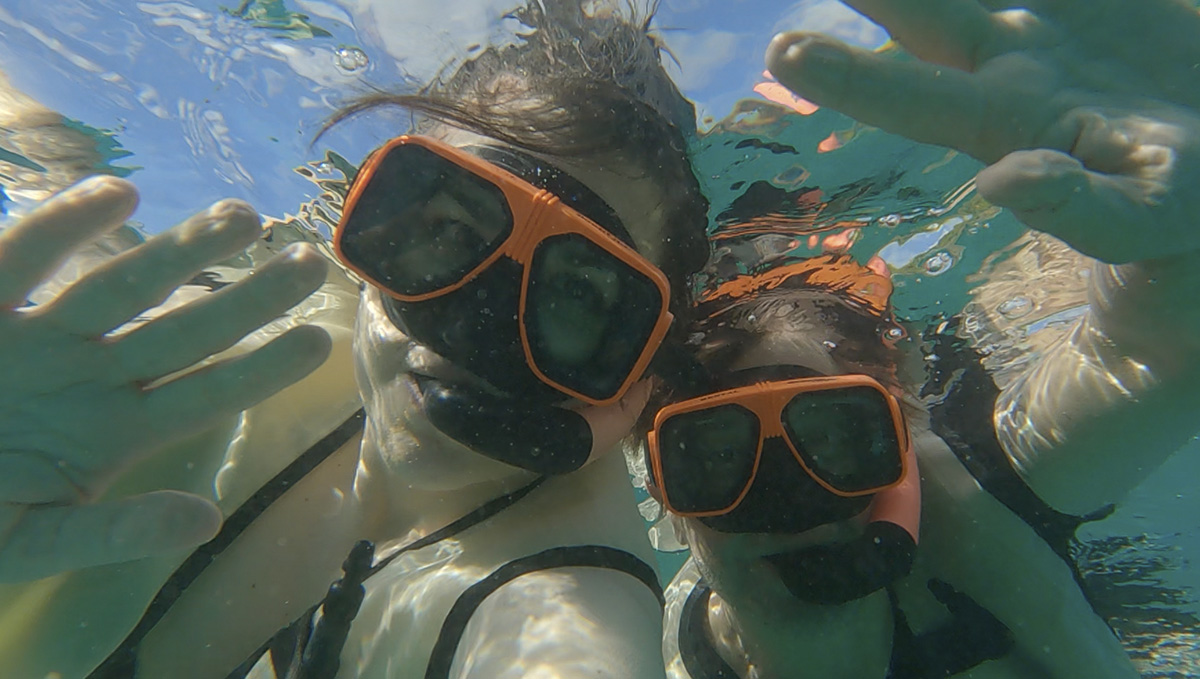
[353,290,522,491]
[682,521,795,608]
[362,376,522,490]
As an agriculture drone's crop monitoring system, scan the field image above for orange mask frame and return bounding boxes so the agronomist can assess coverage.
[647,374,912,517]
[333,135,674,406]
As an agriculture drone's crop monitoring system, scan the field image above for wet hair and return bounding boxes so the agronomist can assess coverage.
[637,284,910,445]
[325,0,709,305]
[690,287,906,392]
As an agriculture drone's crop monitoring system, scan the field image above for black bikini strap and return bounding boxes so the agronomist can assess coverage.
[88,409,367,679]
[367,475,547,577]
[424,545,664,679]
[225,476,550,679]
[679,580,740,679]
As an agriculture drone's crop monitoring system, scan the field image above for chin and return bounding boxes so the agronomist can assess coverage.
[353,289,527,491]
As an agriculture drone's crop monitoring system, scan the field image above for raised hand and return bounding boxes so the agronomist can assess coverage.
[0,176,331,582]
[766,0,1200,265]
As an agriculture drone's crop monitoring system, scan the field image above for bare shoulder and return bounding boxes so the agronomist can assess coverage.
[448,566,666,679]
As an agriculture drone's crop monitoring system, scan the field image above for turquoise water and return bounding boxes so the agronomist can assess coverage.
[1,0,1198,676]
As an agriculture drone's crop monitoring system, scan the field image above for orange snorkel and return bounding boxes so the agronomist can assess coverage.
[868,428,921,547]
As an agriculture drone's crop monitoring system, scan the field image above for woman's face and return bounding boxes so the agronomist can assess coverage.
[673,306,875,608]
[354,133,680,489]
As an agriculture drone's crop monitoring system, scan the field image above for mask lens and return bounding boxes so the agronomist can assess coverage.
[524,233,664,401]
[657,404,759,514]
[340,144,514,296]
[782,386,903,493]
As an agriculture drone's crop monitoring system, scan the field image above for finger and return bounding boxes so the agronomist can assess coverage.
[840,0,1002,70]
[1013,0,1200,110]
[0,491,221,582]
[766,32,990,157]
[44,198,264,336]
[0,176,138,309]
[114,243,328,380]
[0,449,84,504]
[140,324,333,442]
[576,378,653,465]
[976,149,1167,263]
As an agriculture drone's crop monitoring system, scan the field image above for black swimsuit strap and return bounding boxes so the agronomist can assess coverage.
[88,409,368,679]
[922,319,1113,559]
[679,581,740,679]
[424,545,664,679]
[224,476,548,679]
[367,475,547,578]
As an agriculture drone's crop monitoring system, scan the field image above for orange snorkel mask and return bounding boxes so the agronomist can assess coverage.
[649,254,920,604]
[335,135,673,406]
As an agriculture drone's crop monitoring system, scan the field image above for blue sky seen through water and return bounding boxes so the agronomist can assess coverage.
[0,0,888,231]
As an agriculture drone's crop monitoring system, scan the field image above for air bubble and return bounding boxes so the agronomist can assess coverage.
[997,297,1033,319]
[335,46,369,73]
[923,251,954,276]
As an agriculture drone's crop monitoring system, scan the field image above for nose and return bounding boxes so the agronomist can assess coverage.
[695,437,871,535]
[748,438,822,501]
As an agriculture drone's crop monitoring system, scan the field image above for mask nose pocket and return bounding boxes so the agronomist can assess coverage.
[699,438,870,535]
[383,261,561,404]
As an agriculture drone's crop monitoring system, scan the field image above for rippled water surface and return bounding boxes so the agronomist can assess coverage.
[2,1,1198,675]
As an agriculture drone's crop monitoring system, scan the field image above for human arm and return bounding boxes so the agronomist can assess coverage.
[765,0,1200,515]
[443,567,666,679]
[0,176,331,582]
[911,429,1137,679]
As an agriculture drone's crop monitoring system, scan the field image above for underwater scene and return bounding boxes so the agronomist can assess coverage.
[1,0,1198,677]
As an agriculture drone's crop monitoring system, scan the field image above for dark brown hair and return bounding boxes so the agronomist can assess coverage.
[690,287,906,391]
[325,1,709,302]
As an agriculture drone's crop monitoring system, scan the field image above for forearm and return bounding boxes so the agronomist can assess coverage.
[995,252,1200,515]
[917,435,1136,679]
[1089,256,1200,375]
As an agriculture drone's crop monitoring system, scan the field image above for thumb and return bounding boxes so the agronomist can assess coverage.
[0,490,222,583]
[976,148,1158,264]
[576,379,654,467]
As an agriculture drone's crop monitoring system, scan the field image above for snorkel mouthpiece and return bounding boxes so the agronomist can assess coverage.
[764,520,917,605]
[766,443,920,606]
[416,376,593,474]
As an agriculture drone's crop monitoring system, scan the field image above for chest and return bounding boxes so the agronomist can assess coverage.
[135,434,366,678]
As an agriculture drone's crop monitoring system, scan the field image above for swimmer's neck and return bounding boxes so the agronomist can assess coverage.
[351,443,536,549]
[350,438,651,565]
[705,579,894,678]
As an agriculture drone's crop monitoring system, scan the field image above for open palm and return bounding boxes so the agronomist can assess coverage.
[0,177,331,582]
[767,0,1200,265]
